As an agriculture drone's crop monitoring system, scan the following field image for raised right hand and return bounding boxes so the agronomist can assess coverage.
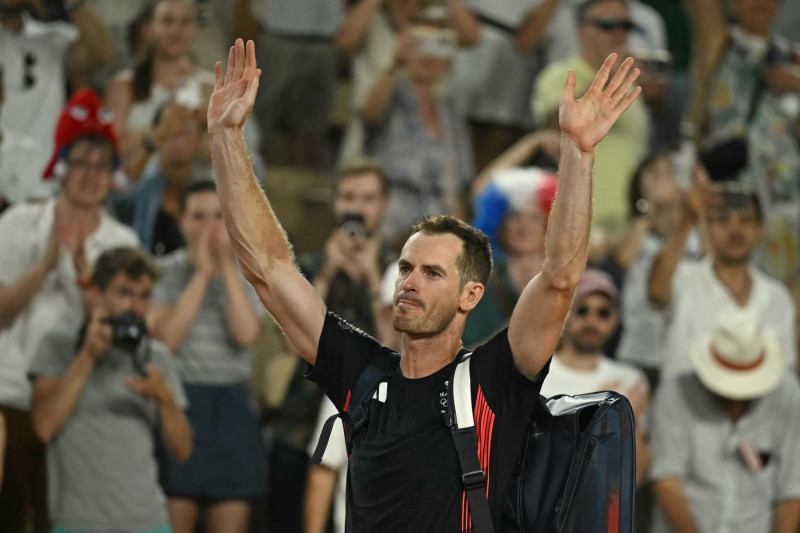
[81,309,112,362]
[207,39,261,135]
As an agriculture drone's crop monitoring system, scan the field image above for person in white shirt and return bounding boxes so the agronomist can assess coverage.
[648,166,797,380]
[0,88,138,532]
[541,268,650,484]
[650,307,800,533]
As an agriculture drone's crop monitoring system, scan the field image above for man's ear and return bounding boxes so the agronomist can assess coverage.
[460,281,484,312]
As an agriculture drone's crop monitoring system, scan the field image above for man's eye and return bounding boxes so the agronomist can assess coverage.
[427,271,440,278]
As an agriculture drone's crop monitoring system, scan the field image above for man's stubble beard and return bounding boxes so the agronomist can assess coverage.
[392,303,458,337]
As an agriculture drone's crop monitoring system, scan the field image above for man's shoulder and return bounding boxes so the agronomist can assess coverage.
[751,264,795,304]
[0,200,50,229]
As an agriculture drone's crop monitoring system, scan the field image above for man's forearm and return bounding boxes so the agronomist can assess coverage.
[32,350,95,443]
[775,500,800,533]
[445,0,480,46]
[336,0,383,55]
[303,464,338,533]
[67,2,114,73]
[211,130,294,284]
[158,397,192,462]
[0,261,50,329]
[648,210,694,308]
[515,0,559,53]
[653,478,699,533]
[151,272,210,352]
[540,136,593,288]
[221,263,261,347]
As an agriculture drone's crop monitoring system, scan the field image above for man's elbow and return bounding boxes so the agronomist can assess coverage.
[233,327,259,349]
[31,411,57,444]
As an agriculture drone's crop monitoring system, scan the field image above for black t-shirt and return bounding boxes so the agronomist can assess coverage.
[151,208,184,257]
[308,312,548,532]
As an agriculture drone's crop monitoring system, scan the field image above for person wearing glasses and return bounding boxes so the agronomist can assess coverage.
[540,268,651,485]
[0,89,139,533]
[532,0,649,238]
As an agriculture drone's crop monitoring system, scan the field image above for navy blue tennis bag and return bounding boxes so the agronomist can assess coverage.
[311,351,637,533]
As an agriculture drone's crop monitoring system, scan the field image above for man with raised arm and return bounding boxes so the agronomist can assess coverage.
[208,39,640,531]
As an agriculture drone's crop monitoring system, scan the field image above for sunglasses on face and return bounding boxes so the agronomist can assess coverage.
[574,305,614,320]
[586,18,635,32]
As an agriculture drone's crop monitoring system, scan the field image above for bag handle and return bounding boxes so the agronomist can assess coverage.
[448,352,495,533]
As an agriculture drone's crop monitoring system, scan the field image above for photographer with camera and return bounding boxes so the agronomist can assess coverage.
[647,165,798,379]
[0,89,139,533]
[28,246,191,533]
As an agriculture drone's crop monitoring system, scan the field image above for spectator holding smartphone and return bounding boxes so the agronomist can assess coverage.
[648,165,797,379]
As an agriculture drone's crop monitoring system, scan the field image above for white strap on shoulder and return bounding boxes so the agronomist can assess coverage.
[453,353,473,429]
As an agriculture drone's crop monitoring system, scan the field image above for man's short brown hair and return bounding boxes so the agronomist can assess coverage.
[411,215,492,288]
[91,247,160,290]
[334,158,388,196]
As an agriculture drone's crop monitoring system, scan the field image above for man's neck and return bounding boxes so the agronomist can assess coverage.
[400,328,464,379]
[712,259,753,306]
[556,346,602,372]
[717,396,750,422]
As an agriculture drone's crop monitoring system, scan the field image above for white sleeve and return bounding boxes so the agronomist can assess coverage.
[307,398,349,471]
[649,377,691,482]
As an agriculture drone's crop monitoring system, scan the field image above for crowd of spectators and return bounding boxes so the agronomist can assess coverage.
[0,0,799,532]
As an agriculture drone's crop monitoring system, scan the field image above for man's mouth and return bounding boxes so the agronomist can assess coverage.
[395,293,424,309]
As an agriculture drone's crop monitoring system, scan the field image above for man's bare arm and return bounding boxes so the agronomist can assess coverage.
[208,40,326,364]
[508,55,641,379]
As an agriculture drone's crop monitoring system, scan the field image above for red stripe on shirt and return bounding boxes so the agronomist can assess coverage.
[462,386,496,531]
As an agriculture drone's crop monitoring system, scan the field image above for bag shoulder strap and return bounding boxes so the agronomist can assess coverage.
[448,352,495,533]
[310,350,400,464]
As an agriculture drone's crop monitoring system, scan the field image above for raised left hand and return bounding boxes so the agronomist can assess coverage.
[559,54,641,153]
[125,364,173,406]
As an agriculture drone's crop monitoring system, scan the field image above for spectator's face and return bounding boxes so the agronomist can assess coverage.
[98,273,153,318]
[407,55,451,86]
[393,232,464,335]
[707,204,763,266]
[578,0,630,67]
[640,156,681,208]
[61,140,114,209]
[161,117,200,167]
[180,190,223,249]
[333,172,386,236]
[501,201,546,257]
[407,26,455,86]
[151,0,195,59]
[564,293,617,354]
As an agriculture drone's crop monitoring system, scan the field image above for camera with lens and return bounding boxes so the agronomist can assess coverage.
[104,311,148,350]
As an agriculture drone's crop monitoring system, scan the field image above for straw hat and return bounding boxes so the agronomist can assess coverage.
[689,308,784,400]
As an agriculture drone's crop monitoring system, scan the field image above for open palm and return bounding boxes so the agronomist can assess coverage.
[207,39,261,135]
[559,54,641,153]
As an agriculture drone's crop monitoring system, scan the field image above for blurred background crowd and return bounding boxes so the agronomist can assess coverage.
[0,0,799,532]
